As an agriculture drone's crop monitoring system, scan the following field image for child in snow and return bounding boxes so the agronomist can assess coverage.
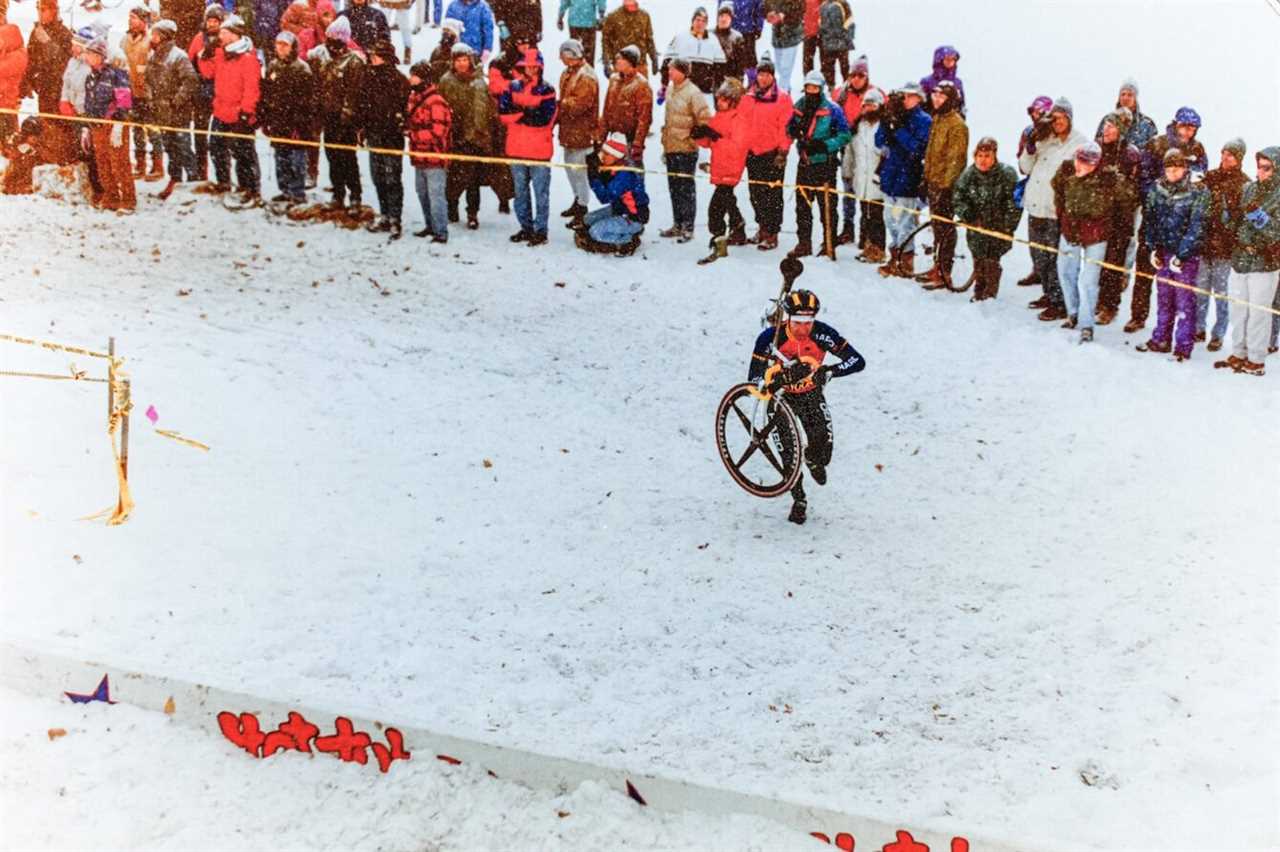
[691,78,748,263]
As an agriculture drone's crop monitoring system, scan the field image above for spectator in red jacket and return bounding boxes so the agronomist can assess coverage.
[497,48,557,245]
[0,17,30,141]
[406,60,453,242]
[692,78,748,263]
[199,14,261,201]
[740,53,791,249]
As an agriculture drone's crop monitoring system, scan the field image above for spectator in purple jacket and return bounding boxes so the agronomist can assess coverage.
[919,44,963,116]
[732,0,762,82]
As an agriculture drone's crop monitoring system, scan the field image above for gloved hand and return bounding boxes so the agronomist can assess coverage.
[109,122,124,148]
[780,360,811,385]
[628,142,643,161]
[1149,249,1161,269]
[773,148,787,169]
[1169,256,1182,274]
[689,124,719,141]
[202,40,219,60]
[1245,207,1271,229]
[812,365,832,387]
[805,138,826,156]
[1021,126,1037,156]
[656,85,666,106]
[585,150,601,183]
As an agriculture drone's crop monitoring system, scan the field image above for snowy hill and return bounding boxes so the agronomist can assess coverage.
[3,0,1279,850]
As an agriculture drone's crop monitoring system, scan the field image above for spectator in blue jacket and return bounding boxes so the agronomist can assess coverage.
[1136,148,1210,360]
[444,0,495,63]
[557,0,605,66]
[733,0,763,82]
[875,80,931,278]
[339,0,390,53]
[573,131,649,256]
[1095,78,1158,150]
[254,0,291,46]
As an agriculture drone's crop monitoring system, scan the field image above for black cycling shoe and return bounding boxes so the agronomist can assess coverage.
[788,499,807,525]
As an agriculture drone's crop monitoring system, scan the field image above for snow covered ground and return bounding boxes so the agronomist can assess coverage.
[2,1,1280,850]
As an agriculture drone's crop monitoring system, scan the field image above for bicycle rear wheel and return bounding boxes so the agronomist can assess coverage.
[714,383,804,498]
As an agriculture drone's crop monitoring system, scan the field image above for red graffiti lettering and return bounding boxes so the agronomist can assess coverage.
[882,830,929,852]
[370,728,412,773]
[262,711,321,757]
[217,711,265,757]
[314,716,372,765]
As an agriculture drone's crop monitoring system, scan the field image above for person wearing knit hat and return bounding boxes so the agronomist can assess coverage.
[714,0,747,85]
[1097,77,1157,150]
[426,18,461,80]
[689,76,748,263]
[738,47,789,250]
[952,134,1021,301]
[1218,147,1280,374]
[313,10,363,211]
[360,35,410,237]
[1193,138,1251,350]
[1135,144,1210,359]
[1051,137,1137,342]
[1093,107,1143,326]
[204,9,262,204]
[143,17,198,199]
[875,79,930,277]
[572,131,649,257]
[260,26,314,207]
[121,3,163,179]
[659,3,726,96]
[556,36,597,227]
[81,36,137,212]
[557,0,605,67]
[1018,93,1087,321]
[187,7,226,182]
[498,46,557,246]
[785,64,850,259]
[915,76,968,289]
[831,54,883,249]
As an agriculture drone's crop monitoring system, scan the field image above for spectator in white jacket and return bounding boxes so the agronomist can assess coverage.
[1018,96,1086,320]
[660,6,725,96]
[839,87,884,261]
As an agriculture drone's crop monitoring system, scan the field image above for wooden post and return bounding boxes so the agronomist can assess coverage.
[106,337,115,425]
[822,184,834,260]
[120,379,131,480]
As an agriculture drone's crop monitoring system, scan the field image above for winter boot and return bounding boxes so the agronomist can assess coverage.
[727,224,749,246]
[366,216,392,234]
[857,244,885,263]
[877,247,900,278]
[1096,306,1117,325]
[1207,337,1223,352]
[145,152,164,181]
[789,240,813,258]
[1123,318,1145,334]
[560,200,587,218]
[1037,305,1068,321]
[677,225,694,243]
[897,251,915,278]
[498,198,511,214]
[835,221,855,246]
[919,266,949,290]
[746,227,762,244]
[1213,354,1245,370]
[388,220,402,240]
[153,178,178,201]
[509,229,532,242]
[1239,360,1265,376]
[659,224,683,238]
[403,47,412,64]
[526,231,548,246]
[566,210,586,231]
[756,230,778,251]
[132,155,146,178]
[1016,270,1040,287]
[1136,339,1171,353]
[697,235,728,265]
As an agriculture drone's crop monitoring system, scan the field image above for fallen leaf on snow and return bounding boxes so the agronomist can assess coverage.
[554,282,566,288]
[72,554,82,564]
[163,696,175,715]
[482,459,493,468]
[177,289,190,297]
[47,728,67,741]
[696,542,709,550]
[874,463,884,472]
[557,811,570,818]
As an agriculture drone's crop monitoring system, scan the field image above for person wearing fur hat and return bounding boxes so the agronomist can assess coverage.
[1195,139,1250,351]
[739,52,789,250]
[187,5,225,180]
[1018,96,1086,321]
[429,18,463,78]
[1125,107,1209,334]
[786,69,849,259]
[82,38,136,212]
[405,60,452,240]
[200,14,261,203]
[557,0,605,66]
[916,77,968,289]
[498,47,557,245]
[1091,107,1142,325]
[952,136,1020,301]
[359,39,410,236]
[601,0,658,77]
[838,86,882,258]
[599,45,652,162]
[1217,147,1280,376]
[690,78,748,262]
[875,80,931,278]
[556,37,598,228]
[121,5,165,179]
[1095,78,1157,150]
[314,14,365,209]
[573,130,649,256]
[815,0,850,88]
[661,6,726,96]
[1134,148,1210,359]
[261,29,314,207]
[1050,141,1137,342]
[145,19,200,199]
[712,2,747,86]
[659,55,710,242]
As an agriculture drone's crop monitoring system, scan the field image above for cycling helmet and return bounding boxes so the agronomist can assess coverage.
[784,289,820,317]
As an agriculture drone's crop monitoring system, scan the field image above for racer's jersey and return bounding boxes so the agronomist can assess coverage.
[748,321,866,393]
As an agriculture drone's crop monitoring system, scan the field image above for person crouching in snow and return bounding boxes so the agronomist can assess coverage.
[360,39,410,238]
[691,78,748,264]
[1136,149,1209,360]
[2,117,45,194]
[1051,141,1137,343]
[498,48,558,246]
[261,30,314,209]
[1217,146,1280,377]
[573,131,648,256]
[952,136,1021,301]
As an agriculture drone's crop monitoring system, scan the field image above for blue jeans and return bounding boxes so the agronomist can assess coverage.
[1057,238,1106,331]
[210,117,260,193]
[585,206,643,244]
[665,152,697,229]
[773,44,798,93]
[883,195,921,251]
[414,167,447,237]
[511,162,551,235]
[274,145,308,201]
[1029,216,1063,309]
[1195,257,1231,341]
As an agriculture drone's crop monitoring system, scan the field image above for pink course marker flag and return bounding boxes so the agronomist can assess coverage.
[145,405,158,424]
